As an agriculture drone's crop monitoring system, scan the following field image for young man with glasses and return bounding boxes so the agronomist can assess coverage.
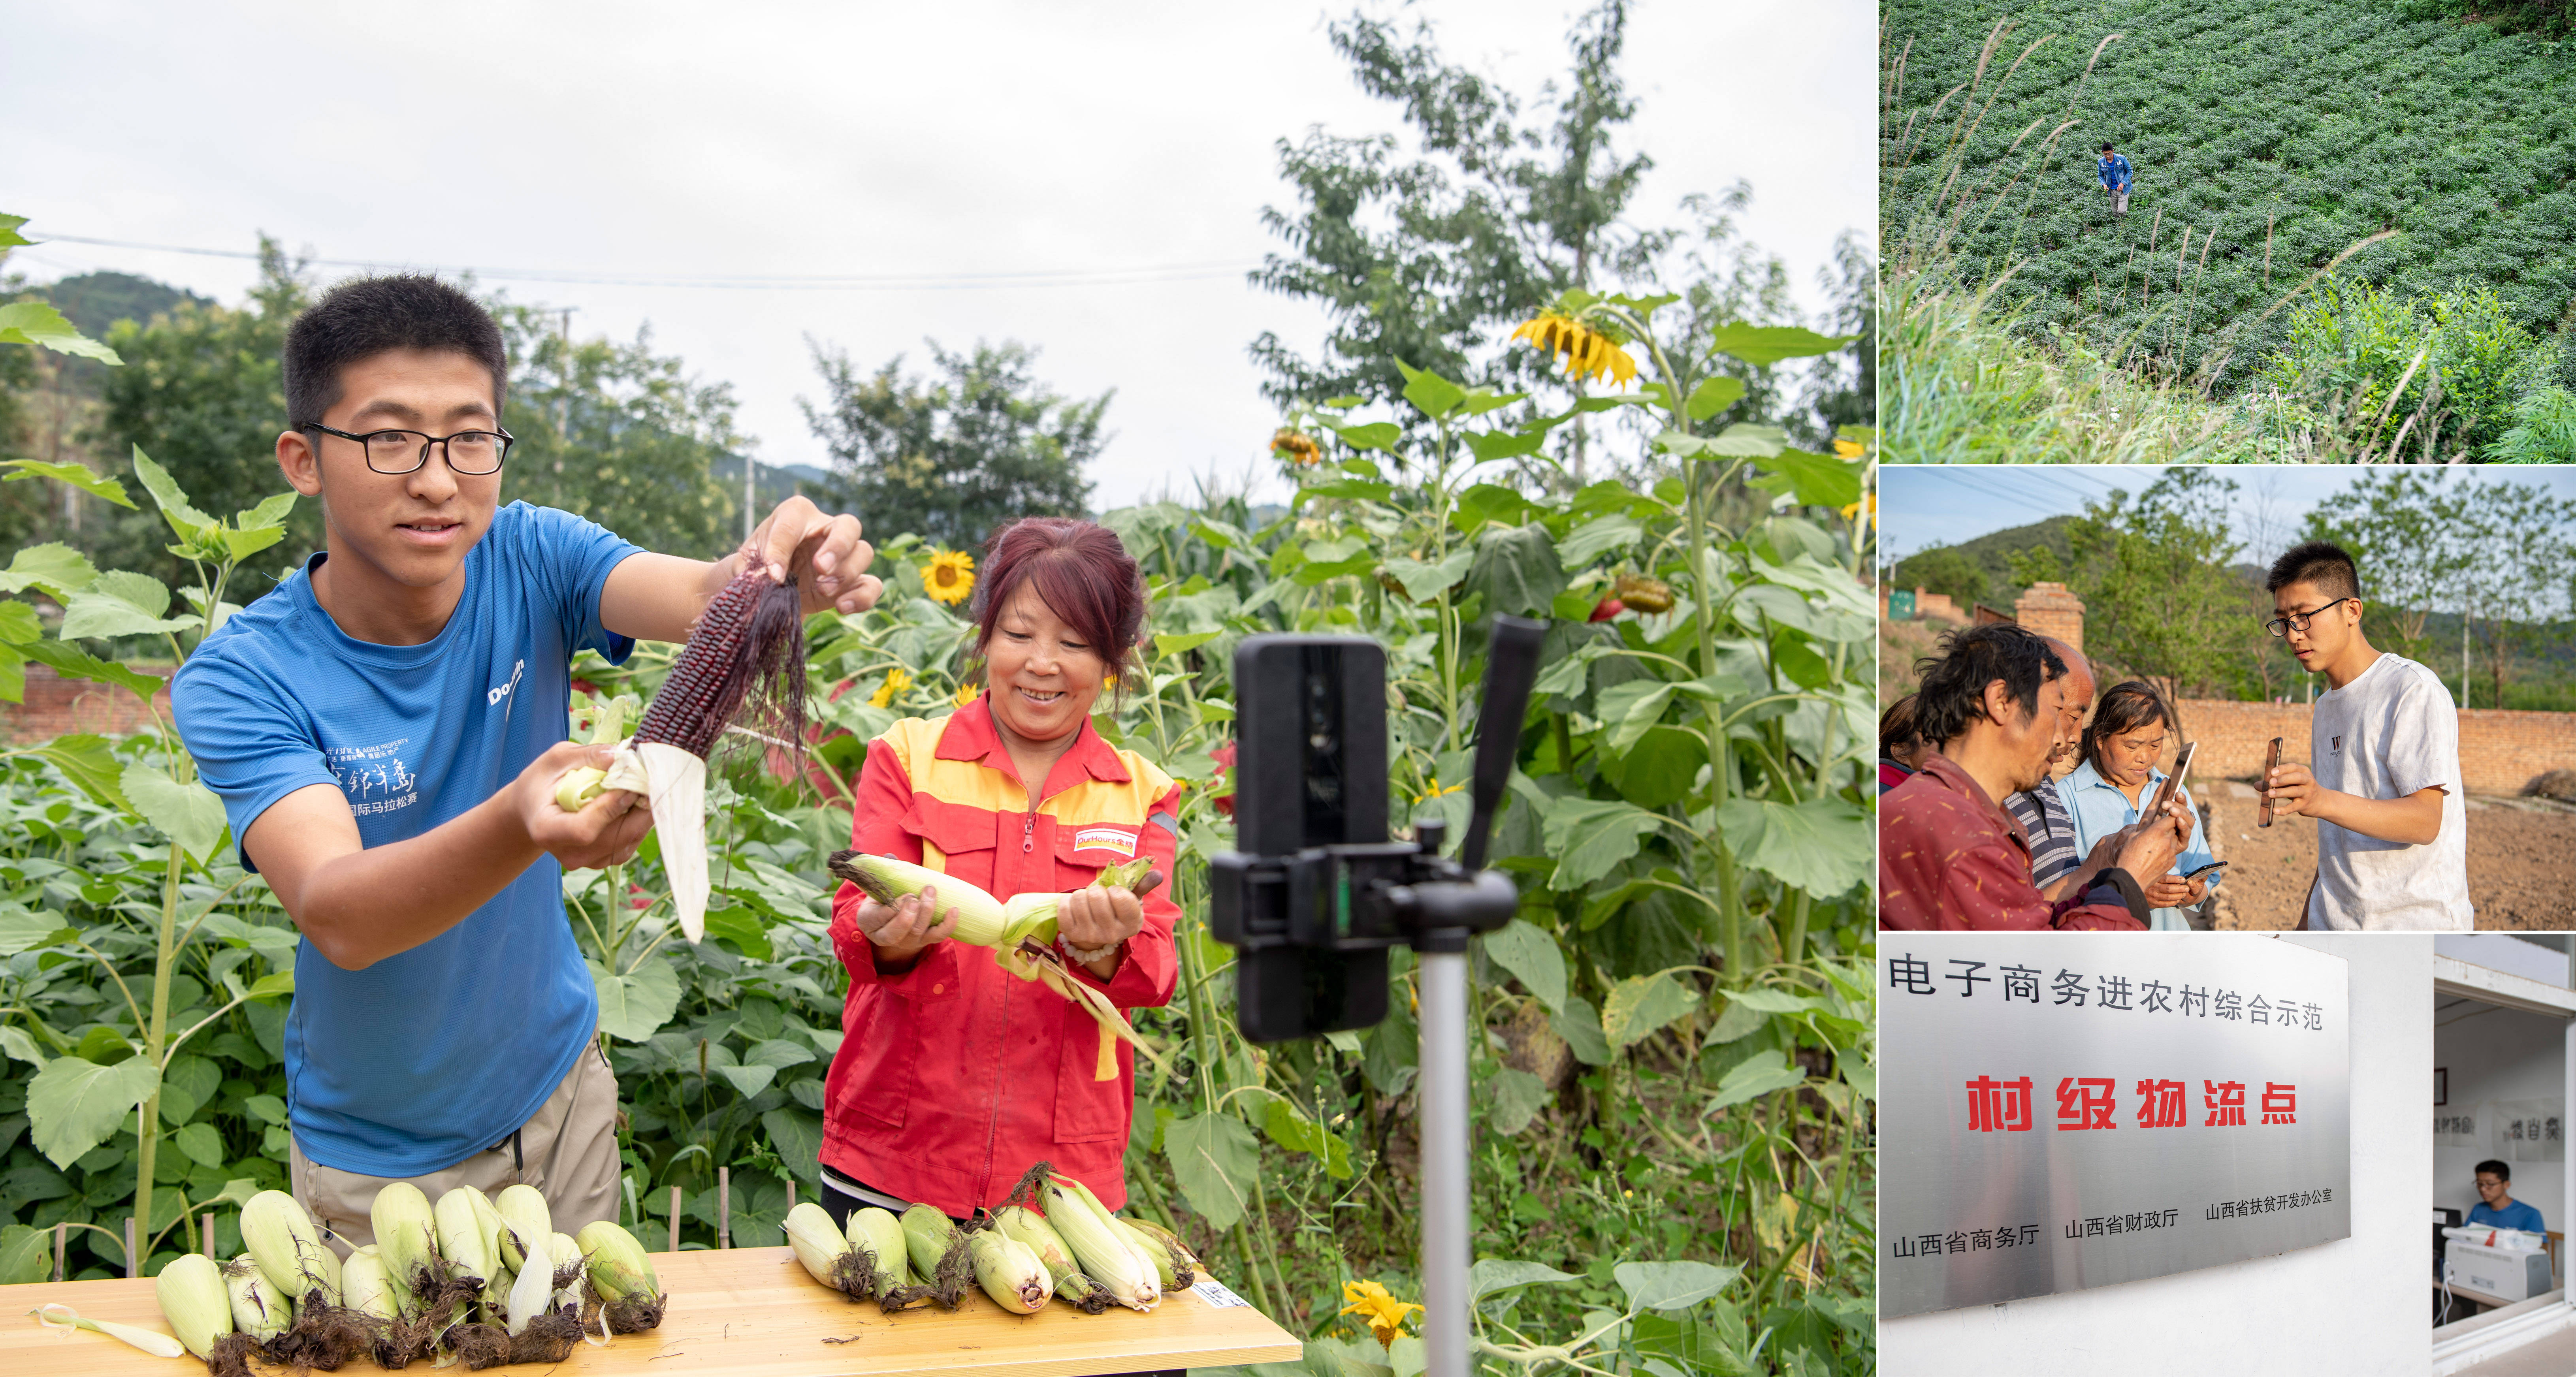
[169,275,885,1247]
[2258,540,2470,929]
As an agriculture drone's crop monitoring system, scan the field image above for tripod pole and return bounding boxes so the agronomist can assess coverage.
[1418,936,1472,1377]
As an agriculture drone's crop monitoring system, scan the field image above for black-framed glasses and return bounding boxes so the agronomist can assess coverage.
[304,423,514,476]
[2265,597,2356,638]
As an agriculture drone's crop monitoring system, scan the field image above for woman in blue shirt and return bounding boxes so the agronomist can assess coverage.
[2062,682,2219,930]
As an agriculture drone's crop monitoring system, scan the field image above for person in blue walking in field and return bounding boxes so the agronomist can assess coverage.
[2099,141,2133,216]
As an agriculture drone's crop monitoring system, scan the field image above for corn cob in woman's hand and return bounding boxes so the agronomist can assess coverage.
[556,558,807,944]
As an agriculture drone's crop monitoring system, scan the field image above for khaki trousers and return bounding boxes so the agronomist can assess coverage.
[288,1035,623,1255]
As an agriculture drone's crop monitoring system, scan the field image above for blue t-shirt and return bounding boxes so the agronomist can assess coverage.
[2469,1199,2546,1234]
[172,502,640,1176]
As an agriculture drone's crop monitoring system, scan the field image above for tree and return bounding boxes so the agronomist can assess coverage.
[92,240,314,585]
[799,339,1103,549]
[2020,468,2249,732]
[2452,480,2576,709]
[491,306,744,561]
[2299,469,2473,668]
[1895,545,1987,613]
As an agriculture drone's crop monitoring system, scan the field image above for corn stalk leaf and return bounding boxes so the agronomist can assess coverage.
[1480,919,1566,1014]
[0,543,100,601]
[0,460,135,508]
[0,301,121,363]
[27,1053,162,1170]
[119,763,228,862]
[1164,1110,1259,1233]
[1604,971,1701,1050]
[1616,1260,1742,1313]
[591,957,682,1042]
[1488,1067,1548,1136]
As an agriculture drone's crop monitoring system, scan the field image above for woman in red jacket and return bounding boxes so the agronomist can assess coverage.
[816,517,1182,1224]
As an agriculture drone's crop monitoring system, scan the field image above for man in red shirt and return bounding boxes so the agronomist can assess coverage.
[1882,623,2188,929]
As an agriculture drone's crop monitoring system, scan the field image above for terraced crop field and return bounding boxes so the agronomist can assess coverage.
[1883,0,2576,389]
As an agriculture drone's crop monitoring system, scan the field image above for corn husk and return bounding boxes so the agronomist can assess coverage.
[993,1205,1112,1313]
[371,1181,441,1310]
[899,1204,972,1309]
[341,1248,397,1323]
[630,742,709,944]
[1042,1181,1158,1312]
[966,1229,1052,1314]
[785,1202,872,1300]
[493,1185,552,1274]
[224,1257,293,1341]
[847,1207,927,1312]
[576,1221,666,1334]
[504,1234,554,1337]
[27,1304,186,1360]
[832,853,1011,945]
[241,1189,341,1306]
[154,1253,234,1359]
[1119,1216,1203,1289]
[435,1188,495,1286]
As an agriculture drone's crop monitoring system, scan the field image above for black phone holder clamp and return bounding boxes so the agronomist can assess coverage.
[1203,614,1546,1377]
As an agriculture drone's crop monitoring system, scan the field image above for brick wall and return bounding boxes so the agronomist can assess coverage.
[3,664,171,743]
[2169,698,2576,795]
[1878,584,1968,624]
[2015,582,2086,653]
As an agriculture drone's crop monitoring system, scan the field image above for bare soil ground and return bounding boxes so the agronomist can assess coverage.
[2206,787,2576,929]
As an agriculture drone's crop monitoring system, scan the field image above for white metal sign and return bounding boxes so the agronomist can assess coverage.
[1880,935,2352,1318]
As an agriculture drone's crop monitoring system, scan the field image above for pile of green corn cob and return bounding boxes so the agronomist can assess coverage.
[145,1186,664,1373]
[781,1164,1203,1317]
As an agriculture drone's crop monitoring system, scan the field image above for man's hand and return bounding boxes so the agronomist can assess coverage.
[2145,872,2209,909]
[518,741,652,870]
[854,884,960,973]
[748,495,881,617]
[2112,796,2191,882]
[2263,761,2444,845]
[1057,885,1145,978]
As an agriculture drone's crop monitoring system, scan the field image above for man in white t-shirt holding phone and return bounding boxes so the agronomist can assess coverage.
[2259,540,2472,929]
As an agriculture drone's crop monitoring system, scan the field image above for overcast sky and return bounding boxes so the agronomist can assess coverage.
[2,0,1872,514]
[1881,465,2576,570]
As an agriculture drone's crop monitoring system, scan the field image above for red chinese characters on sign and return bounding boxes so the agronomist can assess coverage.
[1966,1076,2036,1132]
[2055,1077,2118,1131]
[2204,1080,2248,1127]
[2135,1078,2188,1129]
[2262,1082,2297,1125]
[1963,1076,2297,1132]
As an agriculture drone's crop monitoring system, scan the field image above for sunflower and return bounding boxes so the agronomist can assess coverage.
[1339,1280,1422,1348]
[1510,310,1638,387]
[1271,427,1322,467]
[1842,490,1878,531]
[1834,438,1867,459]
[921,549,976,606]
[953,682,978,708]
[868,667,914,708]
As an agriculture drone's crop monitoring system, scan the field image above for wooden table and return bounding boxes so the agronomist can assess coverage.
[1,1247,1303,1377]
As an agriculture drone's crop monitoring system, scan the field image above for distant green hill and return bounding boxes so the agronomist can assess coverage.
[1887,516,2077,613]
[34,271,209,338]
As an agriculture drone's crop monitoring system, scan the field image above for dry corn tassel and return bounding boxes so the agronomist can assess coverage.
[899,1204,974,1310]
[1041,1179,1159,1311]
[577,1220,667,1333]
[28,1303,187,1360]
[154,1253,234,1359]
[966,1227,1053,1313]
[555,561,806,945]
[992,1205,1113,1313]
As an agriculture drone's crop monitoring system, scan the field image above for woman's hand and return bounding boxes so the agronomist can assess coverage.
[855,884,960,974]
[1057,885,1144,978]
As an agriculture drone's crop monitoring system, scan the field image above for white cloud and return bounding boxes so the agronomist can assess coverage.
[2,0,1871,514]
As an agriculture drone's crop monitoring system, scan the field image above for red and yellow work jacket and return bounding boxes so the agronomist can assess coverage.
[822,696,1182,1215]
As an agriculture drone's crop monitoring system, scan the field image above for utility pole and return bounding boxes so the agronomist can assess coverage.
[744,451,757,544]
[2461,608,2471,709]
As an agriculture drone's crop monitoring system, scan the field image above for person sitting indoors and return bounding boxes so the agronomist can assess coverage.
[2061,682,2222,931]
[1879,693,1930,794]
[1880,623,2189,930]
[2001,635,2092,899]
[2470,1160,2546,1235]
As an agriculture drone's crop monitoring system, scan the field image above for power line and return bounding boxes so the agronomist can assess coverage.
[24,232,1258,292]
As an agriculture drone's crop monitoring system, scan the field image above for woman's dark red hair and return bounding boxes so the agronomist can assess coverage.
[968,518,1147,694]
